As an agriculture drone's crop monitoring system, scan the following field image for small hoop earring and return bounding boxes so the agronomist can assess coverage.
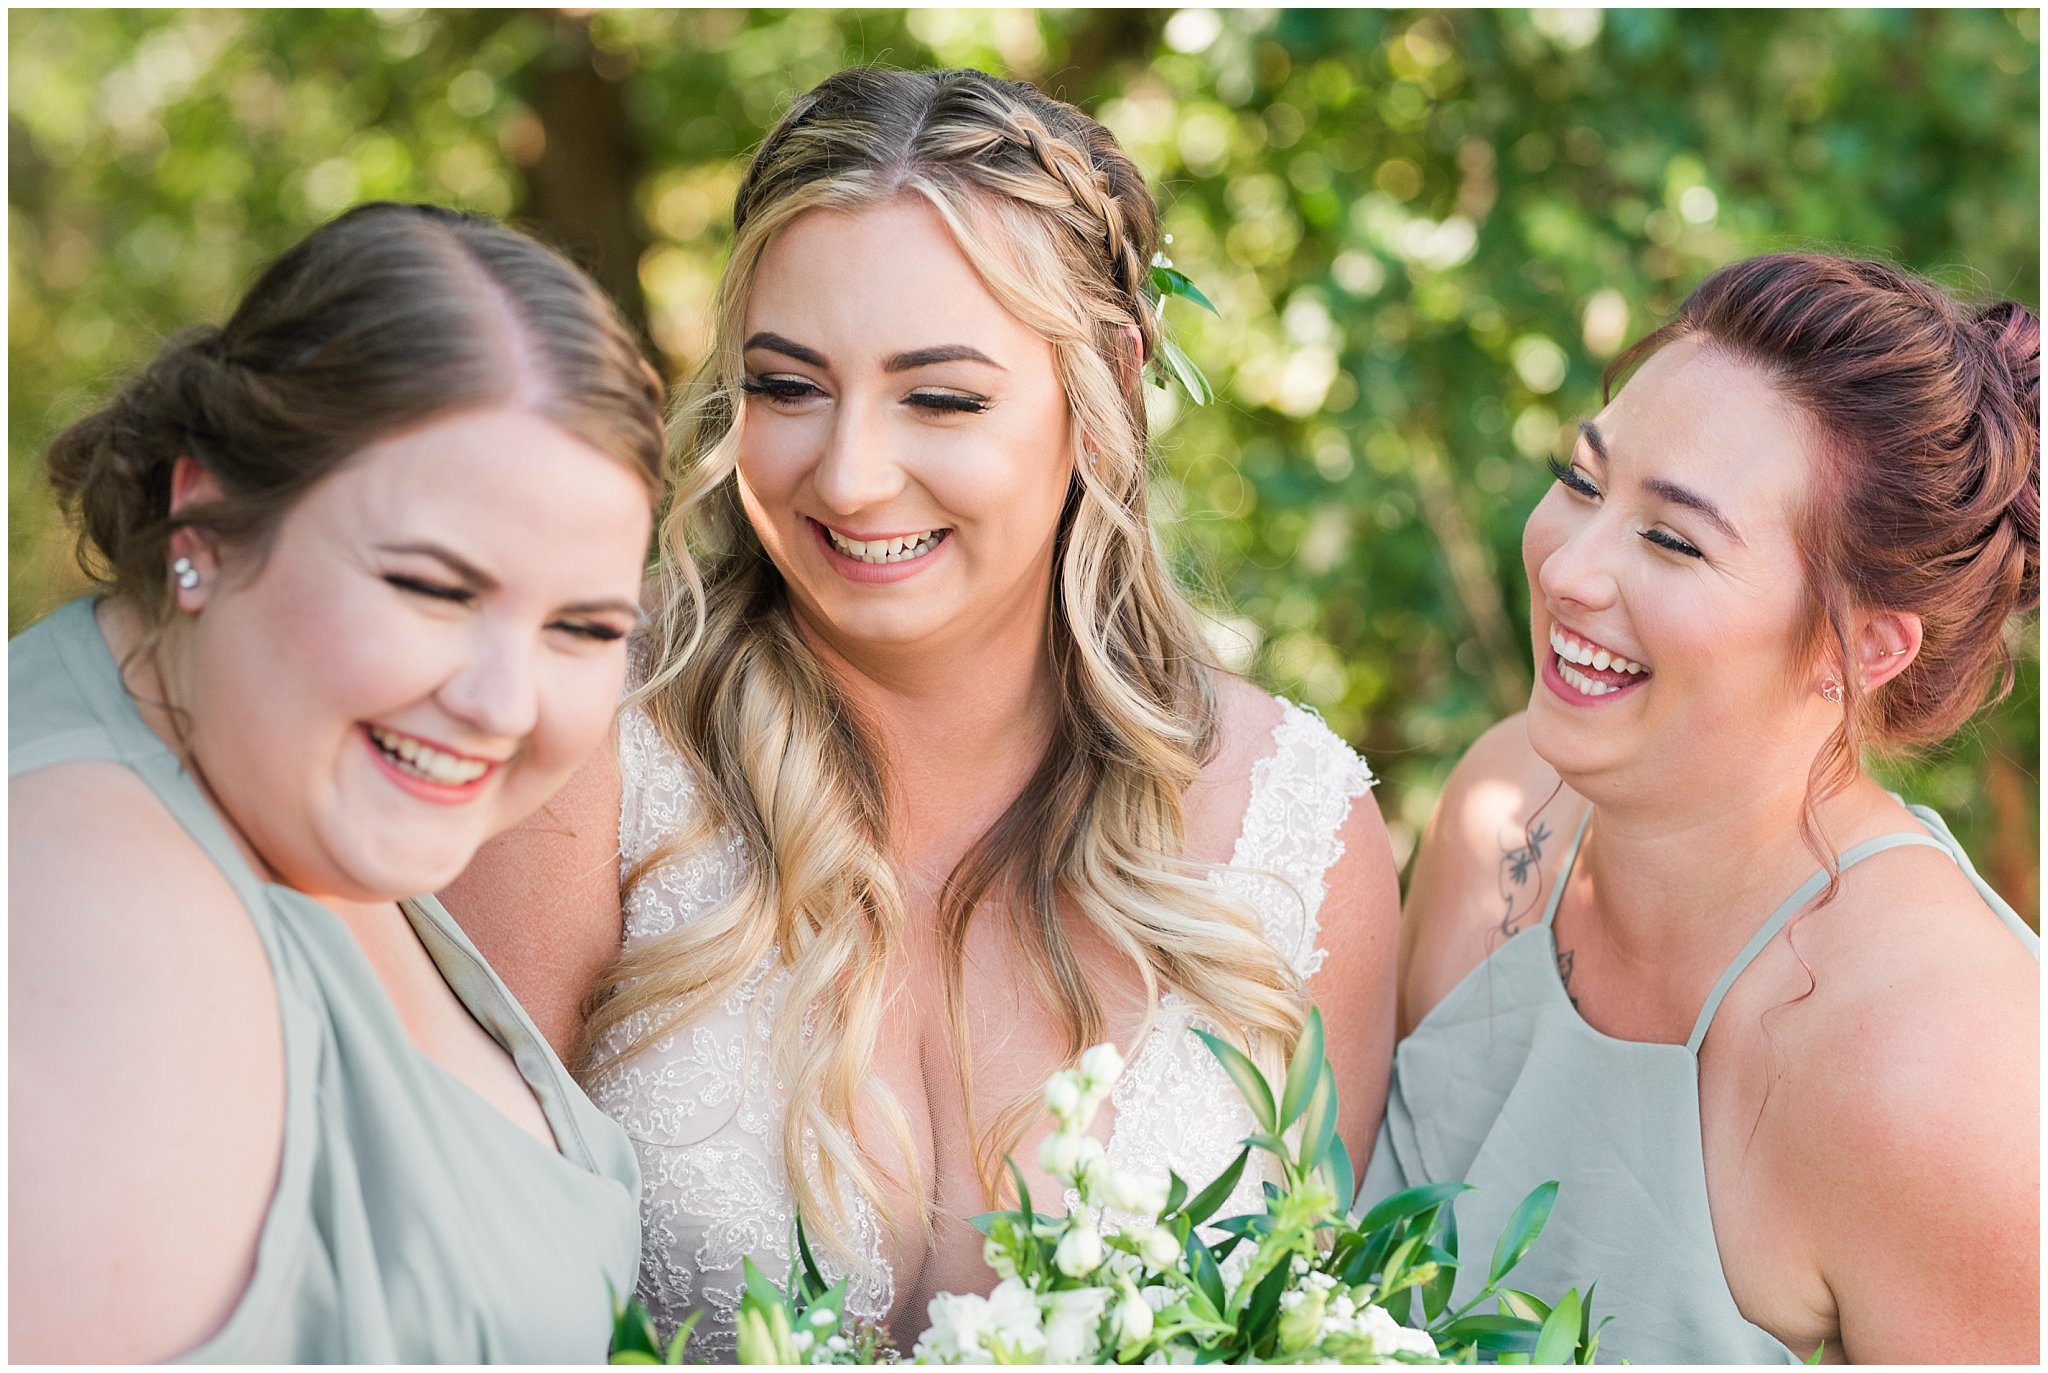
[1818,675,1845,705]
[173,555,200,592]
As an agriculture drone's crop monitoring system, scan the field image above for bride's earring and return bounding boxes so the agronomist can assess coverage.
[1818,674,1844,705]
[173,556,200,592]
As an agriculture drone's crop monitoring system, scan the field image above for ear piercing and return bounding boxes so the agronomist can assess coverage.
[1818,675,1845,704]
[173,556,199,591]
[1877,646,1909,657]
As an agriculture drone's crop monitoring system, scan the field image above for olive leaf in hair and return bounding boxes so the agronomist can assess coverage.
[1144,249,1218,406]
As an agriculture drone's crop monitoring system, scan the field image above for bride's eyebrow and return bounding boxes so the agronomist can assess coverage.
[1583,420,1745,546]
[743,331,828,367]
[884,345,1005,373]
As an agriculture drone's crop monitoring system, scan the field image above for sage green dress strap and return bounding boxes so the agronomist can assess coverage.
[10,599,640,1362]
[1360,801,2036,1365]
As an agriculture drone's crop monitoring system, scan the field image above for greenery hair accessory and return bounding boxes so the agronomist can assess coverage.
[1145,241,1217,405]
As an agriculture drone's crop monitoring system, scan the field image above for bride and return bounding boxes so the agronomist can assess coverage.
[450,66,1398,1355]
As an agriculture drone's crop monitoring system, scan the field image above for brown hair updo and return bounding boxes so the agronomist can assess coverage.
[1607,253,2039,865]
[45,201,666,621]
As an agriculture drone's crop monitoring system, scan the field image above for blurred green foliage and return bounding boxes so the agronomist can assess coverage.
[10,9,2037,915]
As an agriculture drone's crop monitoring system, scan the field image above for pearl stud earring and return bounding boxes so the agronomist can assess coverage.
[173,556,199,591]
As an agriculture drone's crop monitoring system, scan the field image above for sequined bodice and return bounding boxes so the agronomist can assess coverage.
[588,697,1375,1357]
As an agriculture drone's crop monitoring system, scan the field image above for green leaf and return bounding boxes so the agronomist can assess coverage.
[1321,1130,1355,1215]
[1496,1289,1552,1323]
[793,1210,827,1299]
[1151,262,1220,316]
[1804,1339,1826,1366]
[1489,1181,1559,1285]
[1157,333,1215,406]
[1532,1288,1583,1364]
[1178,1145,1251,1226]
[1240,1257,1293,1351]
[1005,1154,1035,1225]
[1193,1029,1275,1130]
[608,1287,663,1359]
[966,1210,1002,1236]
[1438,1313,1544,1355]
[1165,1169,1189,1215]
[1356,1180,1470,1237]
[1295,1059,1339,1173]
[1278,1007,1326,1130]
[1187,1228,1228,1314]
[610,1353,661,1365]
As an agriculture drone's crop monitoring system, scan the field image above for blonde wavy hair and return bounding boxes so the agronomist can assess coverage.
[579,67,1308,1264]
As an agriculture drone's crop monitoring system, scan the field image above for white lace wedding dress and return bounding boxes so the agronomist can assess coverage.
[587,697,1376,1358]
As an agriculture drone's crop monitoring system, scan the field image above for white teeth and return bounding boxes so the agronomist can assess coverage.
[1556,662,1616,697]
[1548,624,1649,678]
[826,527,942,564]
[369,726,489,786]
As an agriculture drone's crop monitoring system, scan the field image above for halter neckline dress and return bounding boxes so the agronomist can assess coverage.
[11,598,641,1361]
[1359,802,2037,1364]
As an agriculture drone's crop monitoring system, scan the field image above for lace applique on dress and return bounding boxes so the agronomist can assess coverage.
[589,704,894,1357]
[594,696,1372,1352]
[1067,700,1377,1232]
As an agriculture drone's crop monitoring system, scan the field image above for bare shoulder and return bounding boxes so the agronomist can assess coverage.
[1743,851,2038,1360]
[10,763,284,1361]
[441,727,628,1059]
[1398,713,1582,1035]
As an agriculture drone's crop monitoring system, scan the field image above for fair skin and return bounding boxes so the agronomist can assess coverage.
[1399,338,2038,1363]
[10,406,652,1362]
[447,196,1400,1343]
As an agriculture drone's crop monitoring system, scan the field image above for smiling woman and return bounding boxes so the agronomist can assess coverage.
[8,202,664,1362]
[443,66,1400,1357]
[1374,254,2039,1364]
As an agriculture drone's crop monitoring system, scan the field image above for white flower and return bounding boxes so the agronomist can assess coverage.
[1054,1216,1105,1278]
[1355,1303,1439,1360]
[1078,1042,1125,1093]
[1101,1169,1170,1218]
[983,1278,1048,1360]
[1071,1136,1111,1196]
[914,1291,997,1364]
[983,1233,1019,1282]
[1041,1286,1111,1364]
[1112,1282,1155,1346]
[1045,1071,1082,1120]
[1130,1223,1183,1271]
[1038,1128,1083,1180]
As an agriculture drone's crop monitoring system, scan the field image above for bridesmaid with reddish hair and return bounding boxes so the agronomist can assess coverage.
[1370,255,2038,1363]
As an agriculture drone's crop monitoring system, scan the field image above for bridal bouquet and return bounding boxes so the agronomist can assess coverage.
[612,1011,1606,1364]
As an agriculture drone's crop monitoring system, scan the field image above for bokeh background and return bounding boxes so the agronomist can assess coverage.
[10,8,2038,919]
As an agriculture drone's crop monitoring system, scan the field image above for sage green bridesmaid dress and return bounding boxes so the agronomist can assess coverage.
[1359,803,2036,1364]
[11,599,641,1362]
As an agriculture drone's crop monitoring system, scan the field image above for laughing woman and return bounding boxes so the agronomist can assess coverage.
[1367,255,2039,1363]
[447,67,1400,1356]
[10,204,663,1361]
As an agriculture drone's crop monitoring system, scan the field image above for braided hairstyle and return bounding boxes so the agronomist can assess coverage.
[585,69,1307,1263]
[45,201,665,625]
[1606,253,2039,883]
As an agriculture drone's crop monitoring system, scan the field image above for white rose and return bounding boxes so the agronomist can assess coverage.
[1041,1286,1111,1364]
[1356,1302,1438,1360]
[1102,1169,1170,1218]
[1055,1217,1105,1278]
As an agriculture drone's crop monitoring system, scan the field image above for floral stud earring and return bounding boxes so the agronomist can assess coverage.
[1818,674,1845,704]
[173,555,200,591]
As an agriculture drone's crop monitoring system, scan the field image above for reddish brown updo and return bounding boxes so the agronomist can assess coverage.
[1607,253,2039,864]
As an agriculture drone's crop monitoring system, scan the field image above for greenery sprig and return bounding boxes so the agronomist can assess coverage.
[1144,247,1218,406]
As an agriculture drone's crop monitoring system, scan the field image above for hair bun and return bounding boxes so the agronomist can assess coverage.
[1972,301,2041,614]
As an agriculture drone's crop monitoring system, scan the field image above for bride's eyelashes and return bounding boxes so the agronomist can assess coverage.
[741,374,993,415]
